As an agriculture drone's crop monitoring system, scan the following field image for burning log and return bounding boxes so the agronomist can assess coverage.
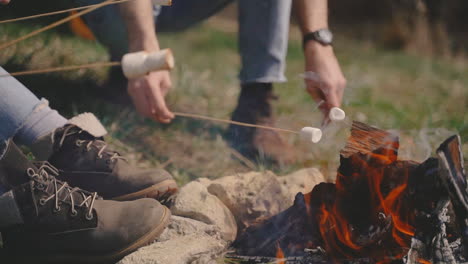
[437,135,468,251]
[231,121,468,263]
[405,135,468,263]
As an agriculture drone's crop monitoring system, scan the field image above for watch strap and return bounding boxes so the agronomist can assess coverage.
[303,30,332,49]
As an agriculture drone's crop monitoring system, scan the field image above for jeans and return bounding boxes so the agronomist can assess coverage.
[0,67,67,159]
[74,0,292,83]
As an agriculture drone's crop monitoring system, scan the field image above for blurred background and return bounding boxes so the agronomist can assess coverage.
[0,0,467,183]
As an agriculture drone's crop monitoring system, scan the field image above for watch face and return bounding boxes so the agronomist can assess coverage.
[317,29,333,44]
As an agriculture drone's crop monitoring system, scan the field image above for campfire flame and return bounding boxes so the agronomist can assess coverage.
[276,243,286,264]
[316,138,415,260]
[256,124,465,264]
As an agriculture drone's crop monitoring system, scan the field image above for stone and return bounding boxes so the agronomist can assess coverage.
[171,182,237,242]
[207,171,290,230]
[278,168,325,205]
[157,216,222,242]
[194,177,212,188]
[118,216,227,264]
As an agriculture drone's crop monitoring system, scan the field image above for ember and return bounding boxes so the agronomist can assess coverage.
[231,121,468,264]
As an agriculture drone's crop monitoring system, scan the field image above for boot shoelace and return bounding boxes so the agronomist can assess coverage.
[56,125,127,163]
[27,162,97,220]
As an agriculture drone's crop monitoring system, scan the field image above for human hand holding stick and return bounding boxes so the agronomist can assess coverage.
[122,49,175,123]
[303,43,346,125]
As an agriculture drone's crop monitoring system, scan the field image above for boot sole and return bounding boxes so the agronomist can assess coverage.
[112,179,178,202]
[2,206,171,264]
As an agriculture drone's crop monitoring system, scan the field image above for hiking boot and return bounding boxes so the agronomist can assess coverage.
[225,83,296,166]
[0,141,170,263]
[31,113,178,201]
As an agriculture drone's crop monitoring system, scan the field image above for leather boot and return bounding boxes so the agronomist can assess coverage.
[226,83,296,166]
[0,141,170,263]
[31,113,178,201]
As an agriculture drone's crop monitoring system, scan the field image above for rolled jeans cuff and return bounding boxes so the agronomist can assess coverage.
[0,140,8,160]
[239,73,287,84]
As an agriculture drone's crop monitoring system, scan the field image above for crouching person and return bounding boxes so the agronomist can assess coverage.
[0,66,177,262]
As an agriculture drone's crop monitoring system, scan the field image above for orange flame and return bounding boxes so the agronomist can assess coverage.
[276,244,286,264]
[418,259,431,264]
[317,142,415,260]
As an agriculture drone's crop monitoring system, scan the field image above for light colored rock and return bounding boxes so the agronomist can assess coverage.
[118,216,227,264]
[118,234,226,264]
[157,216,222,242]
[278,168,325,205]
[207,171,290,229]
[194,177,212,188]
[171,182,237,242]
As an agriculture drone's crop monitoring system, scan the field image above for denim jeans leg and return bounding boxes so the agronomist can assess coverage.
[74,0,232,59]
[0,140,7,194]
[156,0,233,32]
[238,0,292,84]
[73,0,291,83]
[0,67,67,146]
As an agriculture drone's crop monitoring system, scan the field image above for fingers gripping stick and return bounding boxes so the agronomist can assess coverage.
[122,49,175,79]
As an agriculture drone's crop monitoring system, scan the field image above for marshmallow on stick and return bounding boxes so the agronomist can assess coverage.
[299,127,322,143]
[122,49,175,79]
[152,0,172,5]
[329,107,346,121]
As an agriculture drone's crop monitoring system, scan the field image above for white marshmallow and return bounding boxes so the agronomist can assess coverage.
[122,49,174,79]
[122,51,147,79]
[329,107,346,121]
[299,127,322,143]
[152,0,172,6]
[145,49,175,74]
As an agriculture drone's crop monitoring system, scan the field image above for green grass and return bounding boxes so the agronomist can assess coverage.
[1,18,467,184]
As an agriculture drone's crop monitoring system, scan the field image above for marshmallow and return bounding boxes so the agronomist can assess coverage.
[122,49,175,79]
[329,107,346,121]
[152,0,172,5]
[299,127,322,143]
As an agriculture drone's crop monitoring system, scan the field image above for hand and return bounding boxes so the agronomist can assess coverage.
[304,42,346,122]
[127,70,175,123]
[0,0,10,5]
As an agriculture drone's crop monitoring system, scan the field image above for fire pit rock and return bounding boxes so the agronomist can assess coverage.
[278,168,325,204]
[206,170,324,230]
[118,168,325,264]
[118,216,227,264]
[171,181,238,242]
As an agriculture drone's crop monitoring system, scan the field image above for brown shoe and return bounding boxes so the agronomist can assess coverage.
[31,113,178,201]
[0,141,170,263]
[226,83,296,166]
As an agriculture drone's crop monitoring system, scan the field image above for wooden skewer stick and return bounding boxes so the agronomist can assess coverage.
[0,0,130,24]
[0,0,176,51]
[0,49,174,78]
[0,0,114,51]
[0,0,172,25]
[0,62,121,78]
[173,112,299,135]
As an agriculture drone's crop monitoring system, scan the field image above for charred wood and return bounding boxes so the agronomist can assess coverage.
[232,122,468,263]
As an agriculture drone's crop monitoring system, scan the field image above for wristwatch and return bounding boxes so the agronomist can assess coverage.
[303,29,333,48]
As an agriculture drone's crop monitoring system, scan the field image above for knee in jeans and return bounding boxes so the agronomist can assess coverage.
[32,99,50,114]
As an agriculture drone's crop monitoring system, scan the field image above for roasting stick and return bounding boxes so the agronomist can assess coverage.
[173,112,298,135]
[0,0,172,25]
[0,49,174,78]
[302,71,348,131]
[0,0,172,51]
[173,112,324,143]
[0,0,128,24]
[0,62,121,77]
